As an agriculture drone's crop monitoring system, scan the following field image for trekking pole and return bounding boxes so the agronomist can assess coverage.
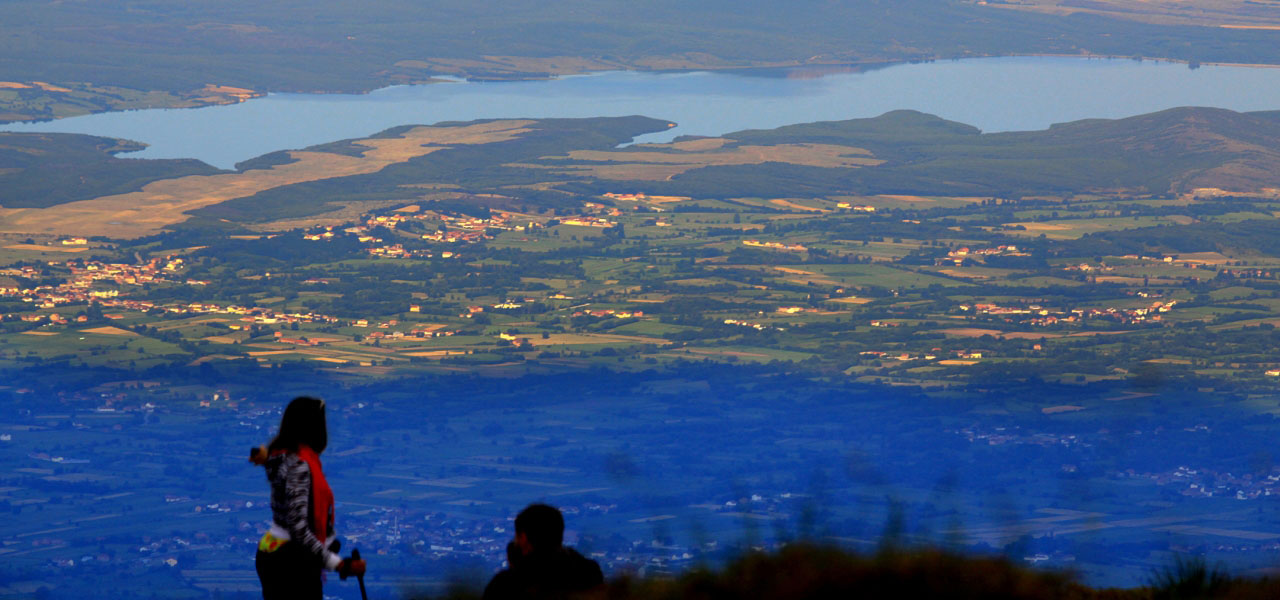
[352,548,368,600]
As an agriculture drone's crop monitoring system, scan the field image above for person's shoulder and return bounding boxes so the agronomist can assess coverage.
[562,547,603,586]
[563,547,596,565]
[483,568,518,600]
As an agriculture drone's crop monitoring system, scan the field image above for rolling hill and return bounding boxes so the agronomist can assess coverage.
[5,107,1280,238]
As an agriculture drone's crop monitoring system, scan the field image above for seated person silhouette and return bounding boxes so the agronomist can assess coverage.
[484,503,604,600]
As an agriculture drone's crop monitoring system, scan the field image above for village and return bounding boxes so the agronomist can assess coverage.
[0,202,597,332]
[1125,464,1280,501]
[957,299,1177,327]
[0,257,344,329]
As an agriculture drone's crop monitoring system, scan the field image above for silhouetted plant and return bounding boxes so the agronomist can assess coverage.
[1148,555,1228,600]
[408,544,1280,600]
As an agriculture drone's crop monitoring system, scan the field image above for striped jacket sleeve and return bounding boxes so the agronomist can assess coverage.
[272,455,341,570]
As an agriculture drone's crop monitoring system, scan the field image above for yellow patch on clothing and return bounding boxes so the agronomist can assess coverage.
[258,532,289,553]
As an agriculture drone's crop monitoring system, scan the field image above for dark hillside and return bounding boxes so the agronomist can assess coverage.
[1018,107,1280,193]
[726,110,983,163]
[1060,218,1280,257]
[650,107,1280,198]
[0,132,221,208]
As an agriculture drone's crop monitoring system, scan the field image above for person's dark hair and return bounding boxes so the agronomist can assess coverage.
[269,396,327,454]
[515,503,564,550]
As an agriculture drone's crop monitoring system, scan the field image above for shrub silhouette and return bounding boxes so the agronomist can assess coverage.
[603,545,1088,600]
[412,544,1280,600]
[1148,556,1229,600]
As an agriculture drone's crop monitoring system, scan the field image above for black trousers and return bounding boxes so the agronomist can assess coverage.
[256,543,323,600]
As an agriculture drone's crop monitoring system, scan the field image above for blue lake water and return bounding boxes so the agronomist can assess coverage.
[6,56,1280,169]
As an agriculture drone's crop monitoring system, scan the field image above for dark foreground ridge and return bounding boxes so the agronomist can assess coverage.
[422,544,1278,600]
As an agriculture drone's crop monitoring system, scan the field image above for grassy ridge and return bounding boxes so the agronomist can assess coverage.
[194,116,673,223]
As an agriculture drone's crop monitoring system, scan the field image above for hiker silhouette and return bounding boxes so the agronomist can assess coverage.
[250,396,366,599]
[484,503,604,600]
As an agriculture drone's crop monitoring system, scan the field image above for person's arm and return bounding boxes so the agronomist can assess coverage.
[281,457,342,570]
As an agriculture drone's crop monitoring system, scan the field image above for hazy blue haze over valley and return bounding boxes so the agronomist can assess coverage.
[7,57,1280,169]
[12,23,1280,595]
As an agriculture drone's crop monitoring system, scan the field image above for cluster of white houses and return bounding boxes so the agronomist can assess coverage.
[959,300,1176,326]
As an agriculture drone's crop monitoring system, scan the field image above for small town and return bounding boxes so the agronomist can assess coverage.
[957,299,1177,327]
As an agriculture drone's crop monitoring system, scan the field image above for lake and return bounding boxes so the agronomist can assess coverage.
[6,56,1280,169]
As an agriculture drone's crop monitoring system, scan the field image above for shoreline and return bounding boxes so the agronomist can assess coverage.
[5,52,1280,126]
